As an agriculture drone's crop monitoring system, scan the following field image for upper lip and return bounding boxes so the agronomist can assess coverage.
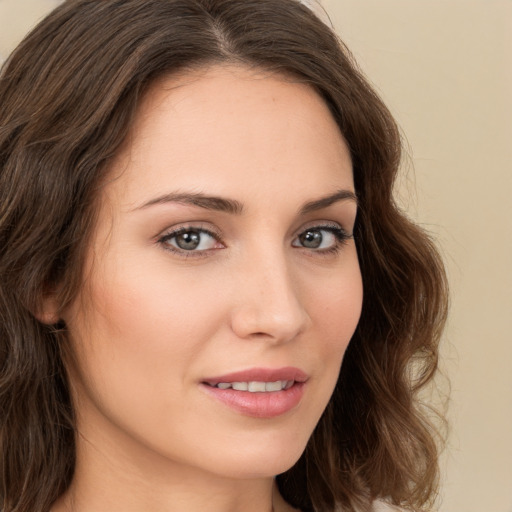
[202,367,308,386]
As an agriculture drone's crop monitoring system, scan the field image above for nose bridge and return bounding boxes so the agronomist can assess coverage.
[230,243,309,342]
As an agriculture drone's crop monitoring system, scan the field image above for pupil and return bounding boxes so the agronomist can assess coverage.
[176,231,200,250]
[300,230,322,248]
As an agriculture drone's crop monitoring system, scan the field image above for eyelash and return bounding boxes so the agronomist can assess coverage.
[295,224,352,256]
[157,223,352,258]
[157,224,222,258]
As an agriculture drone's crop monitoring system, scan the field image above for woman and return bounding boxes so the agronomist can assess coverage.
[0,1,448,511]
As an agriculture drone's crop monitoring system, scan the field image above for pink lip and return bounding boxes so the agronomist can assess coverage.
[201,367,308,419]
[202,366,308,386]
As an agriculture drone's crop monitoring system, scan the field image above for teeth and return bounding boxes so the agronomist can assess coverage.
[214,380,294,392]
[265,380,284,392]
[248,381,266,392]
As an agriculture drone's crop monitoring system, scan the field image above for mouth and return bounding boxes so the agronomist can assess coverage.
[200,367,307,418]
[206,380,295,392]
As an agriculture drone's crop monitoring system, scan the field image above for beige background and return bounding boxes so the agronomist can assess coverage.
[1,1,511,511]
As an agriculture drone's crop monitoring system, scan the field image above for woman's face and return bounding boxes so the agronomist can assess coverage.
[62,65,363,480]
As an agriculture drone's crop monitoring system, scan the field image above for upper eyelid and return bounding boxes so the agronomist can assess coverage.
[292,225,352,243]
[159,220,347,235]
[294,221,351,236]
[158,223,222,240]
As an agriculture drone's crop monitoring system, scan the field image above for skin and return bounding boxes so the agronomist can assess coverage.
[49,65,363,512]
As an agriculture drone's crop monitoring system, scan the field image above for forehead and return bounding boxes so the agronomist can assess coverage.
[107,64,353,209]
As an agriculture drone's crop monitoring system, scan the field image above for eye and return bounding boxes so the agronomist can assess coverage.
[292,225,350,252]
[159,227,222,253]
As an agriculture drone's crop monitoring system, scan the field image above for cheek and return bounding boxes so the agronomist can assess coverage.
[63,260,230,461]
[64,254,221,413]
[76,265,221,373]
[298,253,363,402]
[307,259,363,347]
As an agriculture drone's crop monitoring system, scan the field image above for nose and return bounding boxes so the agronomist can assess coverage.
[229,252,310,343]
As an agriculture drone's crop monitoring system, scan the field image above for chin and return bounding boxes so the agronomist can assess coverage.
[194,428,311,480]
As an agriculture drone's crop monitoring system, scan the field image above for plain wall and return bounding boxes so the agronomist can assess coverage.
[1,1,511,511]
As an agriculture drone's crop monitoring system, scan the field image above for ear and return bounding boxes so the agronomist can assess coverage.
[34,293,61,325]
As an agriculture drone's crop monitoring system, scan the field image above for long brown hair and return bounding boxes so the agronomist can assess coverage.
[0,1,448,511]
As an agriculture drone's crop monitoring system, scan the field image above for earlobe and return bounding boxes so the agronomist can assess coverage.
[34,294,61,325]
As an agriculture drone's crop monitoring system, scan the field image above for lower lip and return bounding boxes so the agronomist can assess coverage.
[201,382,306,418]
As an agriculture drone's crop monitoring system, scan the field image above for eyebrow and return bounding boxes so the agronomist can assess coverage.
[135,189,357,215]
[299,189,358,215]
[135,192,244,214]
